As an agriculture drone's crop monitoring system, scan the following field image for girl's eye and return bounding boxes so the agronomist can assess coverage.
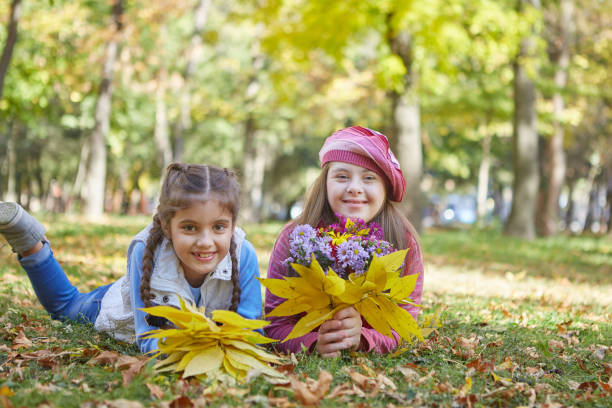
[214,224,227,232]
[335,174,349,180]
[182,225,197,232]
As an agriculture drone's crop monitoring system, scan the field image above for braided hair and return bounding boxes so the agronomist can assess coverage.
[140,163,242,327]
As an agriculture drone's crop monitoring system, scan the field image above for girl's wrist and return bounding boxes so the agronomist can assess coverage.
[352,334,367,352]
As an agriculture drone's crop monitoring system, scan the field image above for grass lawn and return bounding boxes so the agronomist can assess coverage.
[0,215,610,407]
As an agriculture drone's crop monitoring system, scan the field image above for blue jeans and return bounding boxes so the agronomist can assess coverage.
[19,242,111,324]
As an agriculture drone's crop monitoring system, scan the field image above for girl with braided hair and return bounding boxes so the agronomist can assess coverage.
[0,163,262,353]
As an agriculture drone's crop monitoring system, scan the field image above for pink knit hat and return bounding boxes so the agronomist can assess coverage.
[319,126,406,202]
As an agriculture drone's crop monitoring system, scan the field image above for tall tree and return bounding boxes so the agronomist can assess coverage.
[505,0,541,239]
[387,27,423,231]
[0,0,21,101]
[83,0,124,218]
[173,0,211,162]
[538,0,573,236]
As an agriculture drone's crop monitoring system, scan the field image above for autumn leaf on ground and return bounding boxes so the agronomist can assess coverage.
[259,249,424,342]
[289,370,332,405]
[140,296,287,384]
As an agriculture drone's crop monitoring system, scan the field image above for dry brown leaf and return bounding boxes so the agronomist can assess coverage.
[397,366,419,381]
[11,329,32,349]
[267,396,294,408]
[143,383,163,399]
[375,373,396,391]
[105,399,144,408]
[578,381,598,391]
[524,347,540,359]
[0,395,14,408]
[168,395,194,408]
[88,350,121,366]
[467,356,495,373]
[116,356,148,386]
[548,340,565,350]
[327,383,354,399]
[313,370,332,398]
[290,377,320,406]
[348,370,377,393]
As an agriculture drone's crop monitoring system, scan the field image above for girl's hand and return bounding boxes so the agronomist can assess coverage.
[316,307,363,358]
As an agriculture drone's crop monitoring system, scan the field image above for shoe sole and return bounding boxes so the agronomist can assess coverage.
[0,203,23,229]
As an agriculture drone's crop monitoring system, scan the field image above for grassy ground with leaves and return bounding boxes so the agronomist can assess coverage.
[0,215,610,407]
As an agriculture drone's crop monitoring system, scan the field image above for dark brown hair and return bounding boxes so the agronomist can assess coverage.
[140,163,241,327]
[293,162,418,250]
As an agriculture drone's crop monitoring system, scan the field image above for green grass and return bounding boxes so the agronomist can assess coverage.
[1,216,610,407]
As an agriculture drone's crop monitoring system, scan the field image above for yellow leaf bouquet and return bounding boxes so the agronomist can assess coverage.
[140,297,286,383]
[260,246,424,343]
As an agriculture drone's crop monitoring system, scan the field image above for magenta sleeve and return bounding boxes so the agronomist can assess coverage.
[264,223,319,353]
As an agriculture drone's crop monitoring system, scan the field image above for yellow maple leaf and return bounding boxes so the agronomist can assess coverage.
[140,296,286,383]
[259,249,425,343]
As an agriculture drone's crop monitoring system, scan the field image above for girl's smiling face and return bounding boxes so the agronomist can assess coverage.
[326,161,386,223]
[165,199,233,287]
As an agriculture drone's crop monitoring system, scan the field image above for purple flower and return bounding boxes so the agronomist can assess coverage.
[336,240,369,277]
[284,218,396,280]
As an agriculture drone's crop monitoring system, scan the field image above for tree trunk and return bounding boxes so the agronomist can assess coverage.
[173,0,211,161]
[504,36,540,239]
[5,121,17,202]
[71,136,89,206]
[154,68,172,170]
[83,0,124,219]
[241,114,266,222]
[477,131,492,224]
[581,160,602,234]
[606,171,612,234]
[388,28,423,232]
[564,178,575,229]
[0,0,21,101]
[539,0,573,236]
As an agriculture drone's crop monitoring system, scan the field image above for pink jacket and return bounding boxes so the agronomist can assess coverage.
[264,222,424,354]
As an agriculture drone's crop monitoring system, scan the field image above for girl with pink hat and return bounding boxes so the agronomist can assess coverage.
[265,126,424,357]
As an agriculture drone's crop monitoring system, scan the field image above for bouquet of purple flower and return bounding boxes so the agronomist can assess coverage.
[284,215,395,279]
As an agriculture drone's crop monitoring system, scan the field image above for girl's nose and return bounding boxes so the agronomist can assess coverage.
[195,232,213,247]
[346,179,363,195]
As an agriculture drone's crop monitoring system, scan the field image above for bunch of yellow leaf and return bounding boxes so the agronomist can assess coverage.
[259,249,424,343]
[140,297,286,383]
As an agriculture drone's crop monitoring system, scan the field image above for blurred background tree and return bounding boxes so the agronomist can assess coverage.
[0,0,610,238]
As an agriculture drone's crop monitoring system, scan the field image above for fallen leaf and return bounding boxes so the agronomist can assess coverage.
[88,350,121,366]
[459,376,472,395]
[491,372,513,386]
[267,396,293,408]
[397,366,419,382]
[11,329,32,349]
[107,399,143,408]
[495,356,516,373]
[548,340,564,350]
[598,379,611,394]
[289,370,332,405]
[467,356,494,373]
[116,356,148,386]
[578,381,598,391]
[567,380,580,390]
[290,377,320,406]
[168,395,194,408]
[348,370,377,393]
